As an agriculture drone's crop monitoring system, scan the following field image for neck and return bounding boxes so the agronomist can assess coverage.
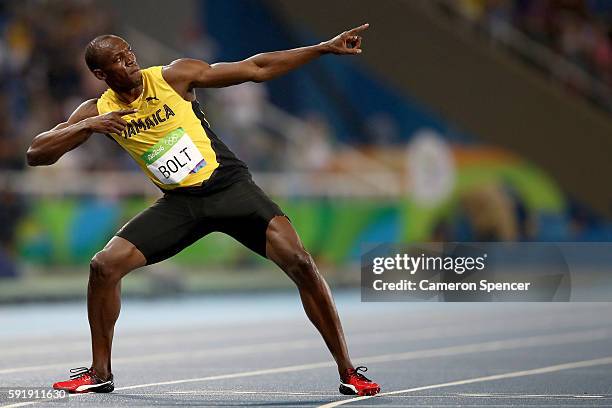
[113,82,143,105]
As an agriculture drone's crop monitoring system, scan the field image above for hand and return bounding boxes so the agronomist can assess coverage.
[322,23,369,55]
[83,109,137,134]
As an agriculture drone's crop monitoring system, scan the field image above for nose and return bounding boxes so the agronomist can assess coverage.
[126,53,136,66]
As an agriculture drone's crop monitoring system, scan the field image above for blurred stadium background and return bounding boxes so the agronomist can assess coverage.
[0,0,611,303]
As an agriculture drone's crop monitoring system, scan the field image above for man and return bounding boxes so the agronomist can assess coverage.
[27,24,380,397]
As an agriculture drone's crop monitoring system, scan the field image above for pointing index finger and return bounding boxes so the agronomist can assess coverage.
[114,108,138,116]
[348,23,369,35]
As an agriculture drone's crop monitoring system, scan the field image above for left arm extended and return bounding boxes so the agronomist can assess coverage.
[163,23,369,93]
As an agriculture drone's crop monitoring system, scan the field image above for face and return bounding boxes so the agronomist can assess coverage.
[93,37,142,90]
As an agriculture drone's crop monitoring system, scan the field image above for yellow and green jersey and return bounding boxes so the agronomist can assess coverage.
[96,66,248,192]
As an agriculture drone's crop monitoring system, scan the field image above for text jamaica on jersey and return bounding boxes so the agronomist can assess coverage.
[121,104,175,139]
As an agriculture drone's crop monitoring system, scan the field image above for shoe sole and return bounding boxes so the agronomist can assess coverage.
[339,383,380,396]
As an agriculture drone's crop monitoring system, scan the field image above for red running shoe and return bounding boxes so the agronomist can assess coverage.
[52,367,114,394]
[339,366,381,396]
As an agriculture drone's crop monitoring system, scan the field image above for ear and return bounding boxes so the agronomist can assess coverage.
[92,69,106,81]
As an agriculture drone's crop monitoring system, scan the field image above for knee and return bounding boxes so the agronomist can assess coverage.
[89,250,127,284]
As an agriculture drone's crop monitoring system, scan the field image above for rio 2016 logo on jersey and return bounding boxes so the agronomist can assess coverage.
[165,133,181,146]
[121,103,175,139]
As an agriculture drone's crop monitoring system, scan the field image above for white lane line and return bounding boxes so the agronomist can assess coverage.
[338,406,603,408]
[0,324,428,359]
[67,391,610,399]
[0,403,33,408]
[2,329,611,408]
[350,328,612,366]
[0,339,321,375]
[110,327,612,390]
[4,314,612,375]
[167,391,609,399]
[0,308,459,347]
[114,360,334,391]
[0,312,430,350]
[0,324,467,375]
[317,355,612,408]
[0,325,315,357]
[0,318,542,373]
[3,307,607,357]
[457,393,606,399]
[6,324,463,374]
[169,390,335,396]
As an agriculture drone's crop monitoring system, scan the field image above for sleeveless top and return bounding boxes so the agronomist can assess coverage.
[96,66,249,194]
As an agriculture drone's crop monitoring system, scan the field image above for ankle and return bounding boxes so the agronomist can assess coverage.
[91,366,111,381]
[338,364,355,380]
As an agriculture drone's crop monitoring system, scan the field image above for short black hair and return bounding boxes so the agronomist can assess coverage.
[85,34,119,71]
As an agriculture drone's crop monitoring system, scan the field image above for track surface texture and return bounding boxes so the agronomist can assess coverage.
[2,290,612,407]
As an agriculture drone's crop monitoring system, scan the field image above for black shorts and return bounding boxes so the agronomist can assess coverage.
[116,177,287,265]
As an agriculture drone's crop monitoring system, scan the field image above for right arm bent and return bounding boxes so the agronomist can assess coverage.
[26,99,136,166]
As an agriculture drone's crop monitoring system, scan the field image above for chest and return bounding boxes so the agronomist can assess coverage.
[118,99,182,141]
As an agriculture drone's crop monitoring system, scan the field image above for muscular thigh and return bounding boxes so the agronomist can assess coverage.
[212,179,287,258]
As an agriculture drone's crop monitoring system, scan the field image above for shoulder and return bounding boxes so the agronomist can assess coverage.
[96,88,116,114]
[143,64,179,89]
[162,58,210,83]
[161,59,211,98]
[163,58,209,71]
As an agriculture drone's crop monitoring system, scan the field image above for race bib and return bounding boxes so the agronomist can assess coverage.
[141,128,206,185]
